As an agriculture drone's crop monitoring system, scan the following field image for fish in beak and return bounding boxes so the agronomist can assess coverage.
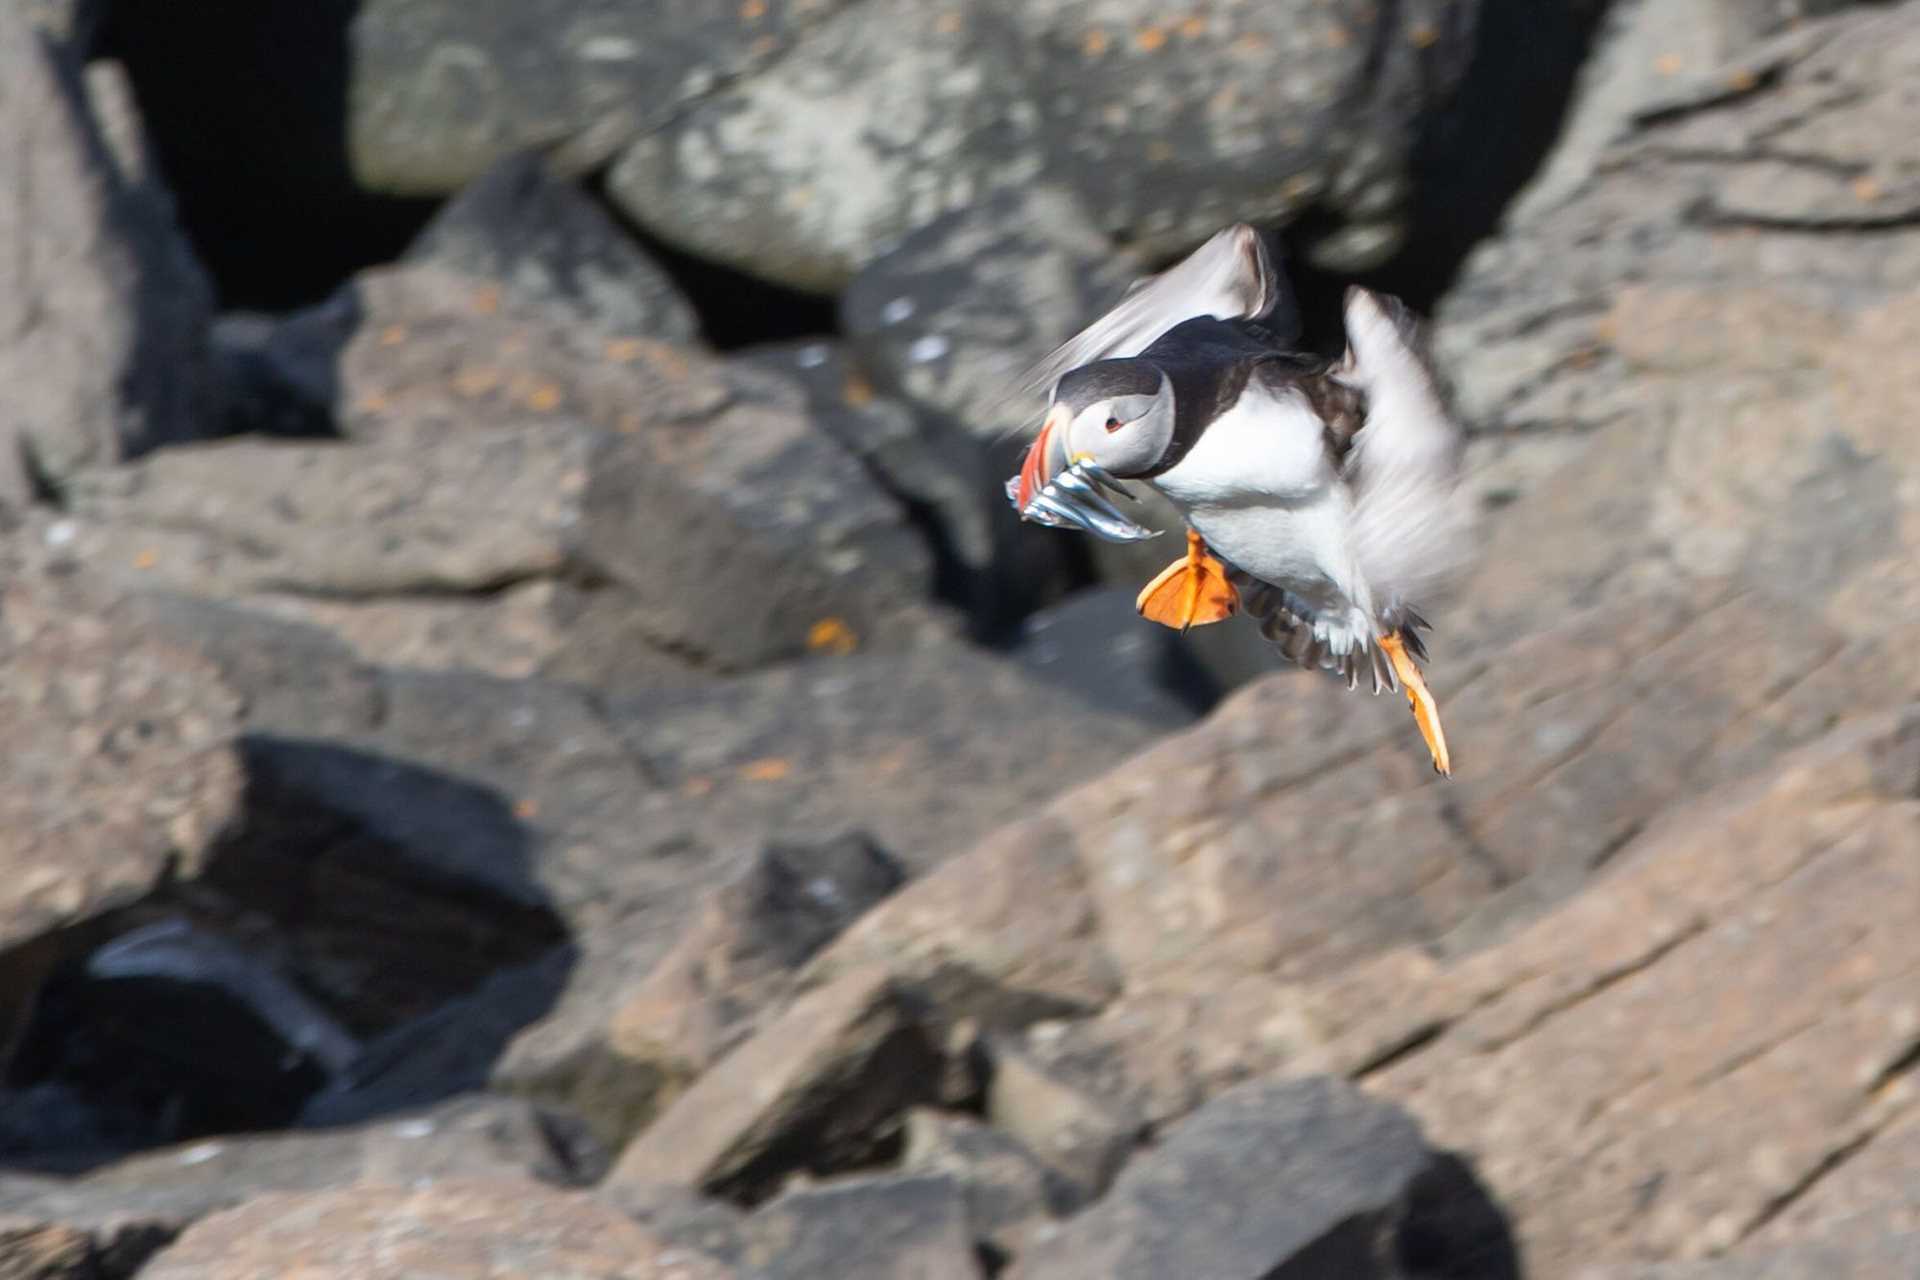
[1005,406,1159,543]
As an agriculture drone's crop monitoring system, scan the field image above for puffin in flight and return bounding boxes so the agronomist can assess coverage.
[1008,225,1469,776]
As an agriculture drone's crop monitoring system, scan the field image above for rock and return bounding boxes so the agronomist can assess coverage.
[0,1094,593,1276]
[604,834,906,1106]
[730,339,1046,626]
[1011,587,1216,731]
[139,1178,734,1279]
[1295,708,1920,1274]
[735,1173,982,1280]
[840,187,1144,441]
[1006,1076,1445,1280]
[1575,1232,1920,1280]
[1750,1107,1920,1245]
[404,151,700,343]
[984,1041,1138,1207]
[901,1109,1068,1258]
[0,8,216,507]
[599,1183,750,1271]
[324,263,943,674]
[347,0,858,196]
[799,810,1123,1031]
[0,578,242,971]
[606,0,1482,290]
[606,967,942,1202]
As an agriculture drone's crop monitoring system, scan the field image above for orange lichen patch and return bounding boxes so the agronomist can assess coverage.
[934,11,961,34]
[682,775,715,797]
[604,337,646,364]
[1135,25,1167,52]
[1178,15,1206,38]
[1852,175,1883,203]
[513,798,540,821]
[525,383,565,413]
[471,285,502,315]
[1726,66,1759,92]
[841,373,876,408]
[378,324,408,347]
[357,391,391,415]
[1282,172,1317,202]
[1325,24,1351,48]
[740,0,767,19]
[807,617,859,655]
[454,364,503,397]
[618,412,645,434]
[740,758,793,782]
[1408,22,1438,48]
[1082,28,1109,56]
[1654,52,1684,76]
[131,549,158,571]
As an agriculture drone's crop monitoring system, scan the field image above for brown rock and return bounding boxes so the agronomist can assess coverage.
[801,813,1122,1030]
[984,1041,1138,1206]
[140,1178,732,1279]
[900,1109,1068,1257]
[1574,1231,1920,1280]
[606,966,941,1202]
[1298,709,1920,1273]
[0,580,242,954]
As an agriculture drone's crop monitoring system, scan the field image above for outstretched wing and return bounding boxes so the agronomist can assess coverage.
[1337,287,1472,613]
[1018,224,1299,404]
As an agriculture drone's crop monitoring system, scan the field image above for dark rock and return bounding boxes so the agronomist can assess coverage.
[840,187,1144,442]
[0,12,217,508]
[1011,587,1216,730]
[1007,1076,1440,1280]
[983,1040,1138,1208]
[605,0,1482,290]
[605,967,942,1203]
[599,1182,750,1271]
[347,0,859,196]
[139,1178,735,1279]
[404,152,699,343]
[0,1094,591,1277]
[900,1109,1070,1257]
[735,1173,982,1280]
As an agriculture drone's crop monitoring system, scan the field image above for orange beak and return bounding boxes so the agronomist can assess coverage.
[1015,405,1072,513]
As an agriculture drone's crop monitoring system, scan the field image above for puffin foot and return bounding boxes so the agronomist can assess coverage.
[1136,529,1238,632]
[1378,630,1451,777]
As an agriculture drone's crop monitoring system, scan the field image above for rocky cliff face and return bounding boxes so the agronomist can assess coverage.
[4,2,1918,1278]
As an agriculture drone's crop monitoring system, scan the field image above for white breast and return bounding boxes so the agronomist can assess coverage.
[1151,384,1366,616]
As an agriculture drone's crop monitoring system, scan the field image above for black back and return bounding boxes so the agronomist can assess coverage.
[1137,316,1336,478]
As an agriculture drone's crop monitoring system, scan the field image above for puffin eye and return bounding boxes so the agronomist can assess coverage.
[1104,415,1124,433]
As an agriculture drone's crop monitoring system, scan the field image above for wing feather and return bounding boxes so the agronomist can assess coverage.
[1337,288,1473,611]
[1018,224,1298,405]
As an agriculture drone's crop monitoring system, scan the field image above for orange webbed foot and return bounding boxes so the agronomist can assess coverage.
[1136,529,1239,632]
[1378,629,1452,777]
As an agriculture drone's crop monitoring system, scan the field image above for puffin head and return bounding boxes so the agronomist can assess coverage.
[1015,359,1174,509]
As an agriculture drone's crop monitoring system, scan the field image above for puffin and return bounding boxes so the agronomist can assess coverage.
[1007,225,1470,776]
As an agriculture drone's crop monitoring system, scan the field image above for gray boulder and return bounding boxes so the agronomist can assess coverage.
[606,0,1482,291]
[347,0,858,195]
[0,15,216,509]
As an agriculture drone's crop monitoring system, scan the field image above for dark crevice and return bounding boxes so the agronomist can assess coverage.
[97,1,441,311]
[582,172,839,349]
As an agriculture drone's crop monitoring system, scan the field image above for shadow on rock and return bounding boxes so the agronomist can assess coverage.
[1,736,573,1173]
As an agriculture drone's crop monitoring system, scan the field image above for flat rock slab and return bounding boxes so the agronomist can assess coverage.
[736,1174,982,1280]
[607,967,940,1202]
[1007,1075,1442,1280]
[0,582,241,953]
[140,1178,733,1279]
[1303,709,1920,1273]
